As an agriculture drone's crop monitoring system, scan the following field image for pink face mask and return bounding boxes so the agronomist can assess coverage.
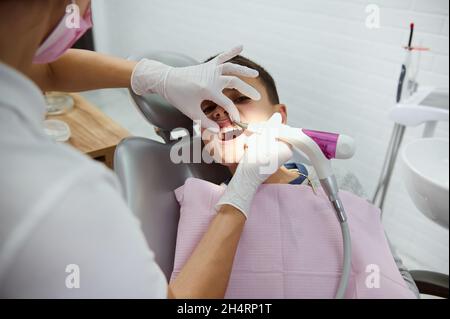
[33,2,93,64]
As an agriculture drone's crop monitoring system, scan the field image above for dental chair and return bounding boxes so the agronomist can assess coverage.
[115,52,448,298]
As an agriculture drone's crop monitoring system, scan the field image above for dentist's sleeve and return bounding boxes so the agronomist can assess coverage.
[1,172,168,299]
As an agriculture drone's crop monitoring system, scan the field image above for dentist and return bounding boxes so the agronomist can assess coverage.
[0,0,291,299]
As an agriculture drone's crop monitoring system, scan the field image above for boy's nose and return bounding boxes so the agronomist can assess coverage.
[212,106,229,120]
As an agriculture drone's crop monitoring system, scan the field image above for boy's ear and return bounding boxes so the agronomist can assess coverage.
[274,104,287,124]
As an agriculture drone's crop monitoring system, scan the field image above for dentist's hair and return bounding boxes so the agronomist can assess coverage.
[205,55,280,105]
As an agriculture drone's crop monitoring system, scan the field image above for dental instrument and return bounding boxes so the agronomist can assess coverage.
[396,23,415,103]
[236,119,356,299]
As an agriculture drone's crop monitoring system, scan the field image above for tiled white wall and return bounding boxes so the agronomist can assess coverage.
[92,0,449,274]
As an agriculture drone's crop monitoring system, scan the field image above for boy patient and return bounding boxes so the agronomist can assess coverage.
[172,55,419,299]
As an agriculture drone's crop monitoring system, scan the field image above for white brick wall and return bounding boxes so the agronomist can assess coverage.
[92,0,449,274]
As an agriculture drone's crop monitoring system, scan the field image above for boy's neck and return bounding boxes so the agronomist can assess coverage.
[228,164,300,185]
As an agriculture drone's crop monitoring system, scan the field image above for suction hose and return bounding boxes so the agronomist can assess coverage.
[321,176,352,299]
[336,221,352,299]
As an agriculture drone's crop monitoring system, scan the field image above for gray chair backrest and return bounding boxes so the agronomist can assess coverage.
[114,137,230,280]
[128,51,199,143]
[116,52,231,280]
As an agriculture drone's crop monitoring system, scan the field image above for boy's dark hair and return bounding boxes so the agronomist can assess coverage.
[205,55,280,105]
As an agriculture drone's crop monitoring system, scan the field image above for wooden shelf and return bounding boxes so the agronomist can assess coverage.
[46,93,131,169]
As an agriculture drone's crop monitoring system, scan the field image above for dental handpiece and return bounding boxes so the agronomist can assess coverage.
[235,120,354,299]
[234,121,355,180]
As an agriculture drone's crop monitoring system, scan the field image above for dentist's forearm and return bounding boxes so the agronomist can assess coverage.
[169,205,246,299]
[28,49,137,92]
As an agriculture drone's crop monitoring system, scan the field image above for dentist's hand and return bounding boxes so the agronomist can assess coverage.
[216,115,293,218]
[131,45,261,131]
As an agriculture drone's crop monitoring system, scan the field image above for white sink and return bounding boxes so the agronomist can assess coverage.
[402,138,449,229]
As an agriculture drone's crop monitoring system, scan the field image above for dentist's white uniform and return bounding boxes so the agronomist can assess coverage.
[0,62,167,298]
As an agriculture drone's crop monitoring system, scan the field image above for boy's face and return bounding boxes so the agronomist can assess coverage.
[201,76,286,166]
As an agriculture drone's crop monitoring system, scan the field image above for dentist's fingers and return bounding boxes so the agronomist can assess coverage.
[211,93,241,123]
[216,45,244,64]
[221,63,259,78]
[224,76,261,101]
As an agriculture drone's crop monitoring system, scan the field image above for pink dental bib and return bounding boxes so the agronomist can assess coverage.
[172,178,416,299]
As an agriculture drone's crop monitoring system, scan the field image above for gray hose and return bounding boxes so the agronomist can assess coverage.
[335,221,352,299]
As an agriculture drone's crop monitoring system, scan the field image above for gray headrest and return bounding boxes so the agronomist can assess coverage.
[128,52,199,135]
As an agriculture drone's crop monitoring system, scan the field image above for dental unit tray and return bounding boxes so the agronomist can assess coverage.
[390,87,449,137]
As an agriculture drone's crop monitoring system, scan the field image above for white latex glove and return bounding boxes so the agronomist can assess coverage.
[131,45,261,131]
[216,114,293,218]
